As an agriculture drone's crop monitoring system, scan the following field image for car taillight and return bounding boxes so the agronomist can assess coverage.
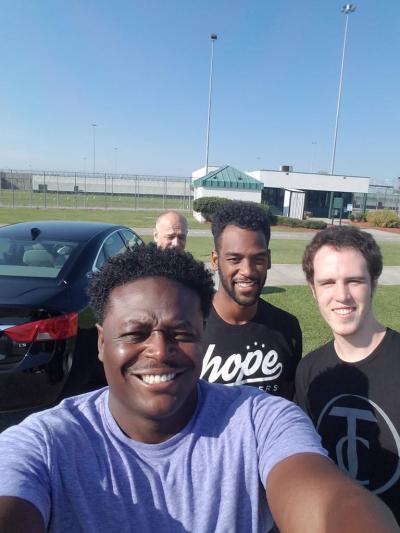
[4,312,79,343]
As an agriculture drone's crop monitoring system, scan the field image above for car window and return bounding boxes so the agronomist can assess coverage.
[0,237,79,279]
[119,229,144,249]
[95,231,127,270]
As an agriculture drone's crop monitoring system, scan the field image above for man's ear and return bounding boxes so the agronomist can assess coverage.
[97,324,104,363]
[153,230,158,244]
[211,249,218,272]
[267,249,271,270]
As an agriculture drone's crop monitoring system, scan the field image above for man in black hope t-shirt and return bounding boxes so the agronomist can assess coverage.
[295,225,400,524]
[200,201,302,400]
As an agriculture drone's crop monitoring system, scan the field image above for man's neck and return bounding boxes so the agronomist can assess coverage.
[333,318,386,363]
[108,389,198,444]
[213,290,258,325]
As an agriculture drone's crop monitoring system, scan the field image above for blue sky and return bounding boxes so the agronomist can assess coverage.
[1,0,399,183]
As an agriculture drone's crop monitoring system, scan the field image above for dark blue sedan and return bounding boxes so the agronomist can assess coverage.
[0,221,143,424]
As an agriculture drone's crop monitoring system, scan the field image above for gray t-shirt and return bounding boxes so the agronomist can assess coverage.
[0,380,326,532]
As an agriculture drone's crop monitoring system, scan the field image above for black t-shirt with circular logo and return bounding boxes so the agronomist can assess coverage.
[295,328,400,524]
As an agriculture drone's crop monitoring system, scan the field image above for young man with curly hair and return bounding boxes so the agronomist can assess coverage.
[295,225,400,524]
[0,243,397,531]
[201,201,302,400]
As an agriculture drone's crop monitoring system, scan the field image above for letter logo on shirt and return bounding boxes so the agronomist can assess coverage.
[201,342,282,385]
[317,394,400,494]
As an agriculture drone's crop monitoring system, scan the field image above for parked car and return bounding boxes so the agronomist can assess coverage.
[0,221,143,422]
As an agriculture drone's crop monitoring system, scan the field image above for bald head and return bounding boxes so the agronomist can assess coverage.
[153,211,188,250]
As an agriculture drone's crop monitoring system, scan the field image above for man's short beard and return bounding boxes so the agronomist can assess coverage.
[218,268,262,307]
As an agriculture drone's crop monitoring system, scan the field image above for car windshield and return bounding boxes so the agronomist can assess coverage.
[0,237,80,279]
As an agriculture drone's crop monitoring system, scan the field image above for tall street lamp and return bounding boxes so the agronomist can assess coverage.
[91,123,97,175]
[205,33,218,176]
[114,147,118,175]
[328,4,356,216]
[311,141,317,173]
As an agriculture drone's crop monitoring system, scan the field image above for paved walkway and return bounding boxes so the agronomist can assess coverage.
[207,263,400,287]
[266,264,400,286]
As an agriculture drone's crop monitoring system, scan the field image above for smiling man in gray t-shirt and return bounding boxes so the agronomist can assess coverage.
[0,245,397,532]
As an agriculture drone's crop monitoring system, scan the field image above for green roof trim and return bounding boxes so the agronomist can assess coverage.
[193,165,263,190]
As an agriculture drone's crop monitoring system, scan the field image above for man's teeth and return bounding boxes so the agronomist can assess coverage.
[334,308,353,315]
[237,281,255,287]
[141,373,176,384]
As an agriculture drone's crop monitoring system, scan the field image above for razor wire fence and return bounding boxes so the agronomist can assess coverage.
[0,170,193,211]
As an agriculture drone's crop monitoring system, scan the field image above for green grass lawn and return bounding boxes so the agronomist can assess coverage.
[0,189,192,211]
[262,285,400,355]
[0,206,205,230]
[183,237,311,264]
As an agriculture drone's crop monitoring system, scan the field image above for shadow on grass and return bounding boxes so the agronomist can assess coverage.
[262,286,286,295]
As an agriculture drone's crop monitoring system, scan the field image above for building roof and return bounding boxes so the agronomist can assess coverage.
[193,165,263,190]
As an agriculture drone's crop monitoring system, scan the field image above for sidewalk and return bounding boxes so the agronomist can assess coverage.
[206,263,400,287]
[134,226,400,242]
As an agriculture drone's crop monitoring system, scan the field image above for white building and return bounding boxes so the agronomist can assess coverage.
[192,165,263,222]
[193,165,370,219]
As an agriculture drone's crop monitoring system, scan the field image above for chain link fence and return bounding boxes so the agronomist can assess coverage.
[0,170,193,211]
[353,184,400,215]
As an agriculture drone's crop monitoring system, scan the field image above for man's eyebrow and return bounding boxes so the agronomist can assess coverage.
[120,316,154,327]
[225,251,268,257]
[315,275,367,283]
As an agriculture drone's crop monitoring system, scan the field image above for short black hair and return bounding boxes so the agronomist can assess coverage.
[211,201,271,250]
[302,225,383,287]
[88,243,214,324]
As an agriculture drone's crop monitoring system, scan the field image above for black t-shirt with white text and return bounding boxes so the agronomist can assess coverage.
[201,299,302,401]
[295,329,400,524]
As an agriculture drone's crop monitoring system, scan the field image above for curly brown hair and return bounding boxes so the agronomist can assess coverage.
[302,225,383,287]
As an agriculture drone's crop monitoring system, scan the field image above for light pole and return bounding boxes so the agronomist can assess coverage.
[328,4,356,216]
[311,141,317,173]
[91,123,97,175]
[205,33,218,176]
[114,147,118,175]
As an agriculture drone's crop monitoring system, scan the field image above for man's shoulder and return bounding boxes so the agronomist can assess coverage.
[387,328,400,343]
[256,298,300,326]
[3,387,108,440]
[298,341,334,371]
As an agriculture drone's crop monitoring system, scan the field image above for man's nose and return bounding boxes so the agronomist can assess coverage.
[240,258,255,277]
[334,282,350,301]
[146,331,175,360]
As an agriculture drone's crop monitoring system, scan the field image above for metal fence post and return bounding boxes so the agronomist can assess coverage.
[12,172,15,208]
[43,171,47,208]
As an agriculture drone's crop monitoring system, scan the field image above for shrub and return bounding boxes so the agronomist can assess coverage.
[272,216,326,230]
[193,197,232,221]
[302,219,327,230]
[275,216,301,228]
[366,209,400,228]
[387,219,400,228]
[354,211,367,222]
[192,197,274,223]
[348,213,355,221]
